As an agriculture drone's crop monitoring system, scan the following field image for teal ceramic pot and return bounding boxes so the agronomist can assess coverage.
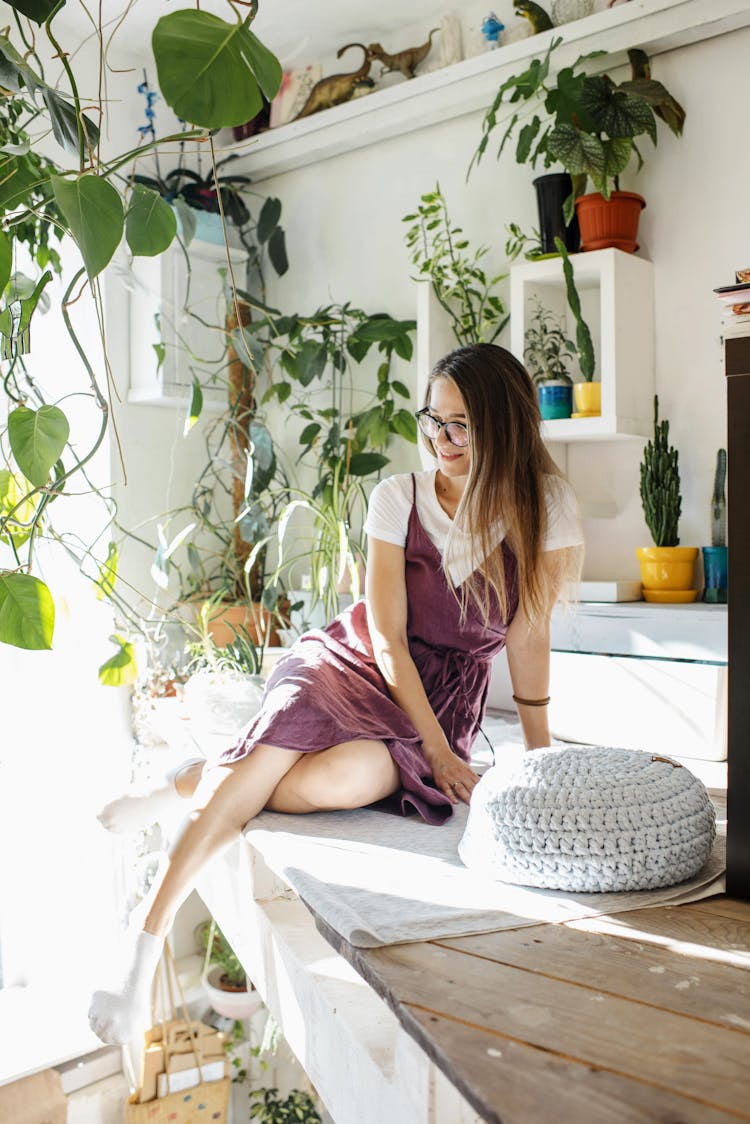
[702,546,728,603]
[538,382,573,420]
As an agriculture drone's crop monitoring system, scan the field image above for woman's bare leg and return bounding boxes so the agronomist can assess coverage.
[89,743,303,1043]
[266,739,400,813]
[89,739,400,1044]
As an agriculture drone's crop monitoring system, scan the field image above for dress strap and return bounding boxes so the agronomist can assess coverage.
[411,473,416,506]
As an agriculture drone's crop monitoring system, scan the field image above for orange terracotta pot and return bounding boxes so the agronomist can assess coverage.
[575,191,646,253]
[204,601,282,647]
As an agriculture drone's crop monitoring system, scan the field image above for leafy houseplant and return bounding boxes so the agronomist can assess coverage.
[524,297,575,420]
[0,2,283,676]
[471,38,686,251]
[637,396,698,601]
[247,304,418,624]
[403,184,508,346]
[248,1087,322,1123]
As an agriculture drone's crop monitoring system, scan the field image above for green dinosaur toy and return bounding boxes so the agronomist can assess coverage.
[513,0,554,34]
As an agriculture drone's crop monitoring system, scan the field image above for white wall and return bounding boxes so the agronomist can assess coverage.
[154,19,738,585]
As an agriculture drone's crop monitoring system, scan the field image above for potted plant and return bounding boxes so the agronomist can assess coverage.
[523,296,575,419]
[555,238,599,416]
[403,184,509,345]
[250,303,418,624]
[702,448,727,604]
[196,919,264,1021]
[637,395,698,602]
[247,1087,322,1122]
[471,38,686,253]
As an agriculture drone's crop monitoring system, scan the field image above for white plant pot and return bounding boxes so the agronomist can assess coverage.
[202,965,264,1020]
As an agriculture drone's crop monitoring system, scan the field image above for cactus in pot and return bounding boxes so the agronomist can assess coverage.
[637,396,697,601]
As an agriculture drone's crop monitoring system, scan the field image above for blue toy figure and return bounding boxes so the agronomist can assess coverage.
[481,12,505,47]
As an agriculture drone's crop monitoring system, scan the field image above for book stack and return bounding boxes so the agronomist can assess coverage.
[714,268,750,339]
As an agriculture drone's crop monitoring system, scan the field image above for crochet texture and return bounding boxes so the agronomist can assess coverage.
[458,746,716,892]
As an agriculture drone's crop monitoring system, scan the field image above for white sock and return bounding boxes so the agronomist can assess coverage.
[88,929,163,1045]
[96,758,204,834]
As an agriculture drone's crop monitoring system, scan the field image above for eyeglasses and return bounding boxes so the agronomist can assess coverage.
[416,408,470,448]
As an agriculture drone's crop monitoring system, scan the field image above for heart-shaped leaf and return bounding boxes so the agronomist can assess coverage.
[126,184,177,256]
[6,0,64,25]
[8,404,69,487]
[153,11,281,129]
[51,173,123,277]
[0,571,54,649]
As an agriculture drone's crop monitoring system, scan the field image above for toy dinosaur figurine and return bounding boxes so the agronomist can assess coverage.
[293,43,373,120]
[513,1,553,33]
[367,29,440,79]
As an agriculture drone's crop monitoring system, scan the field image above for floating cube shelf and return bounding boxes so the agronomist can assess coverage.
[511,248,655,442]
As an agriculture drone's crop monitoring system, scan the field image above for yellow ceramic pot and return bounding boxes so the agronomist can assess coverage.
[636,546,699,593]
[572,381,601,417]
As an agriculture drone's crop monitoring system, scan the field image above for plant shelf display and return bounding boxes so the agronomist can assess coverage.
[232,0,750,183]
[510,248,654,442]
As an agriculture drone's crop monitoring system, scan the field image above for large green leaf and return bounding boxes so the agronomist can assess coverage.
[153,11,281,129]
[51,173,123,277]
[0,571,54,650]
[0,152,47,214]
[8,404,69,487]
[42,87,101,156]
[548,123,606,178]
[98,633,138,687]
[126,184,177,256]
[257,196,281,243]
[582,76,656,141]
[348,452,389,476]
[5,0,64,24]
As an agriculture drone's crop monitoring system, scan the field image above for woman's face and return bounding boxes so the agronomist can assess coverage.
[427,377,471,480]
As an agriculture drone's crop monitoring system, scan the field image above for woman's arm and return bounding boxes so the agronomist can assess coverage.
[366,535,479,804]
[505,547,576,750]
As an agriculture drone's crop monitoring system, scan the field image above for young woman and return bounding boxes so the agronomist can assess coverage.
[89,342,582,1045]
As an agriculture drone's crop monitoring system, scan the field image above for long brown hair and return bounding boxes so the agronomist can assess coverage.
[423,343,579,625]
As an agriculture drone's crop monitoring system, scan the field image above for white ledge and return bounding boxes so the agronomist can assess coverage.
[225,0,750,182]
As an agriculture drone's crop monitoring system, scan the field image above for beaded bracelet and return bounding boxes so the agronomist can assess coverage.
[512,694,551,707]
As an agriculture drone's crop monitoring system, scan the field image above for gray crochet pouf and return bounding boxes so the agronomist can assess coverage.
[458,746,716,892]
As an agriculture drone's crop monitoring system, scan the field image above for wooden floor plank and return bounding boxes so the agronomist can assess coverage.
[398,1006,747,1124]
[362,941,750,1115]
[433,923,750,1028]
[566,904,750,967]
[689,897,750,923]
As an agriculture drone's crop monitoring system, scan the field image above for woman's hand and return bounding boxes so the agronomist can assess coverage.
[429,751,481,805]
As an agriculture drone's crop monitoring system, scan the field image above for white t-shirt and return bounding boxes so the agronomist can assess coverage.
[364,469,583,586]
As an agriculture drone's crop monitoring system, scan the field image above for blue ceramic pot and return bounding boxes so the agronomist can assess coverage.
[701,546,728,603]
[538,382,573,420]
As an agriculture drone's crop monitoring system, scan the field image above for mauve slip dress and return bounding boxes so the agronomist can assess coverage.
[222,476,519,824]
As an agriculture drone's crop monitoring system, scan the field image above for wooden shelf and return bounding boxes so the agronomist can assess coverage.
[221,0,750,182]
